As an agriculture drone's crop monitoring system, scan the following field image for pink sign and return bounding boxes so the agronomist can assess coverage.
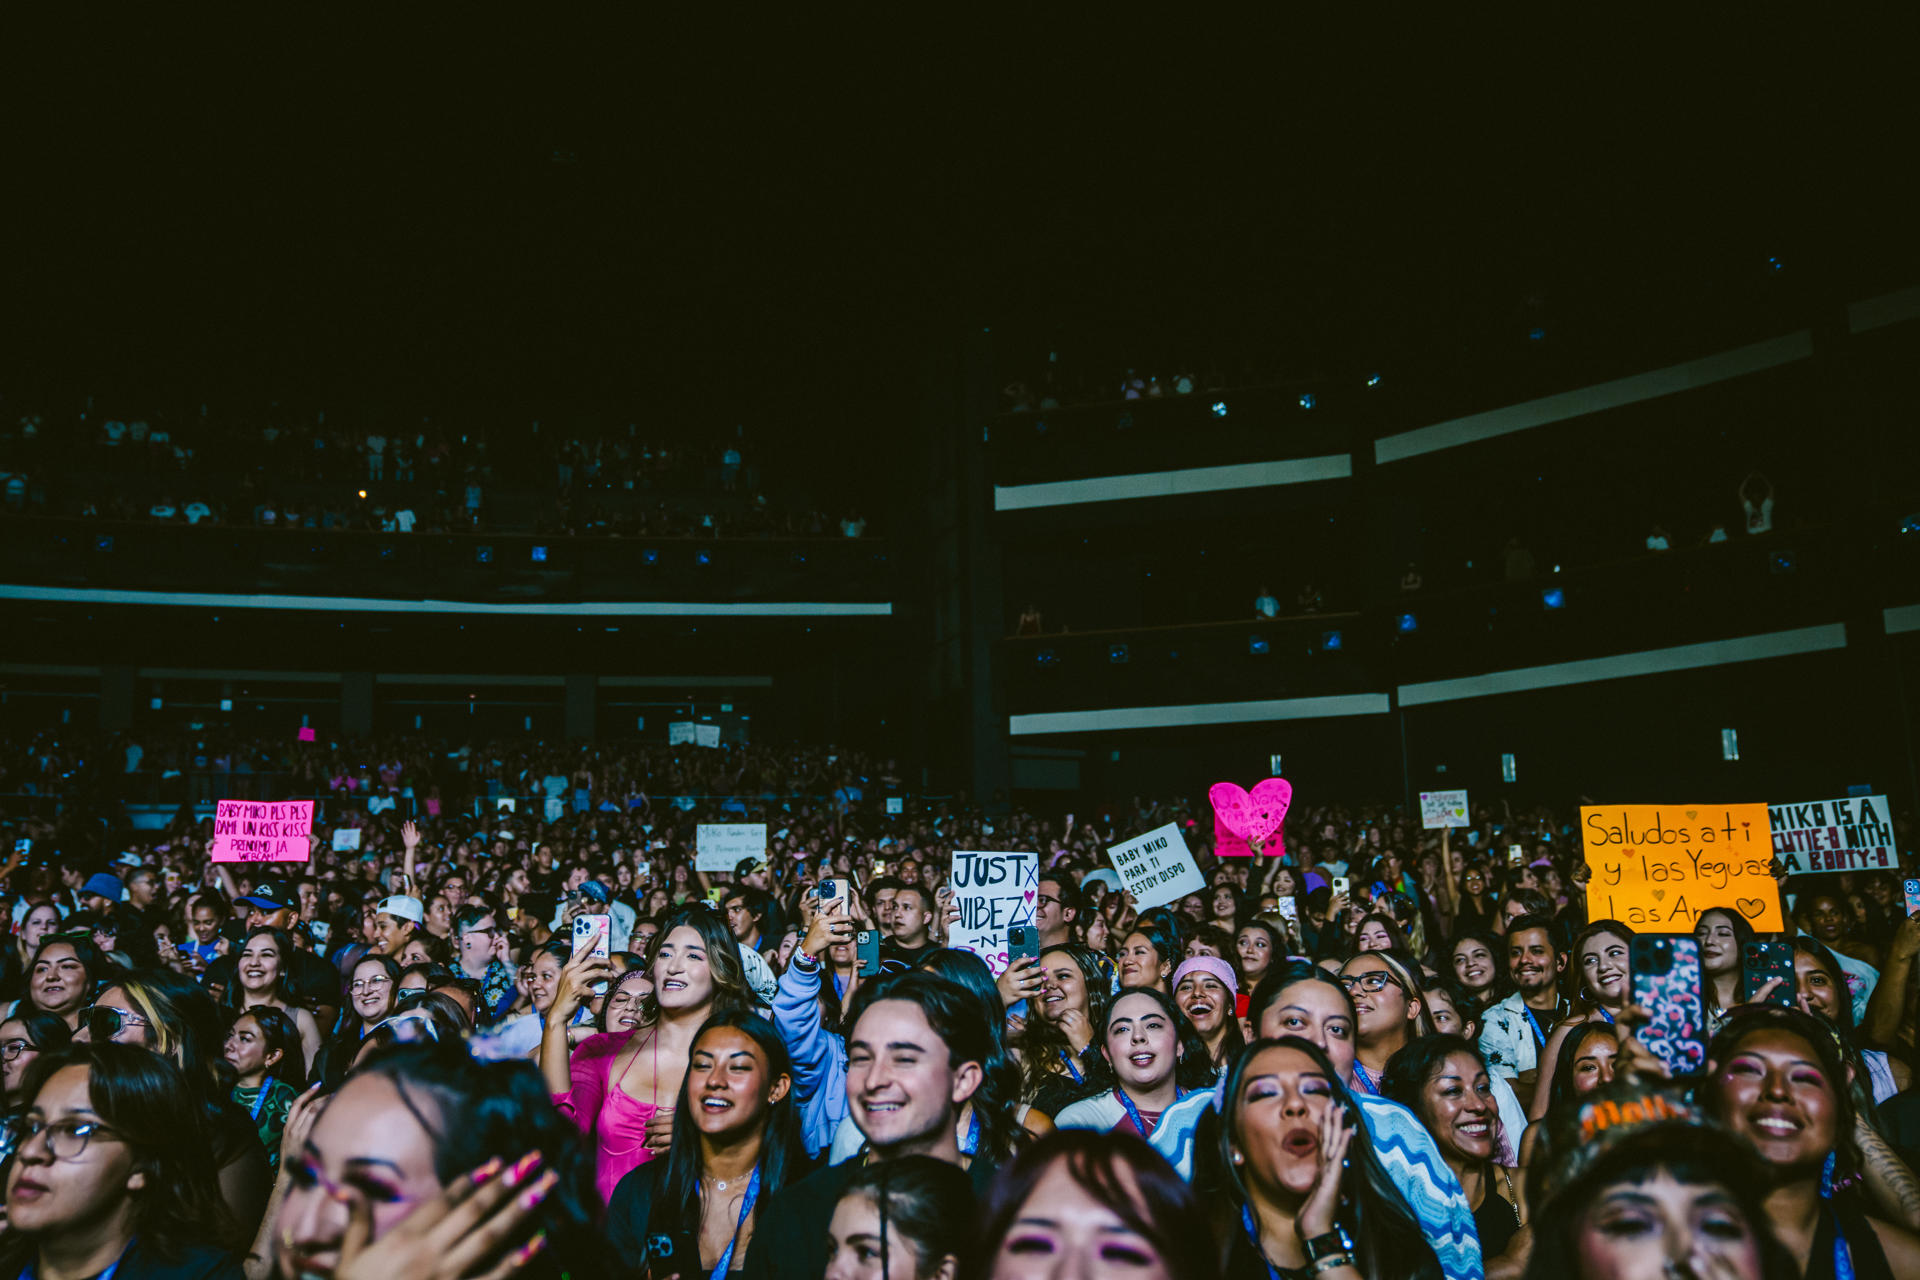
[296,727,316,743]
[1209,777,1293,857]
[210,800,314,863]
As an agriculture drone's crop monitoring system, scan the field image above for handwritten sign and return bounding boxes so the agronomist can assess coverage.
[695,823,766,873]
[330,827,362,852]
[1108,822,1205,911]
[1420,789,1470,829]
[1209,777,1293,858]
[694,723,721,749]
[296,726,316,743]
[949,849,1038,975]
[1769,795,1898,875]
[668,721,697,746]
[886,796,904,815]
[1580,803,1779,931]
[211,800,314,863]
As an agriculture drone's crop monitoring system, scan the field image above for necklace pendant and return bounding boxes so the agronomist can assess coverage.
[714,1178,729,1191]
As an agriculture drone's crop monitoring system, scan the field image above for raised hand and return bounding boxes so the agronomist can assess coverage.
[1295,1101,1355,1240]
[996,955,1044,1008]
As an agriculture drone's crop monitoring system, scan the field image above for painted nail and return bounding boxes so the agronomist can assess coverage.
[503,1151,543,1188]
[518,1170,558,1210]
[470,1156,505,1185]
[512,1231,549,1265]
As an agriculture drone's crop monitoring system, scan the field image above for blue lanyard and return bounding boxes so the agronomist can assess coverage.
[1350,1062,1379,1096]
[25,1251,123,1280]
[1522,1005,1551,1047]
[1059,1049,1084,1084]
[1830,1207,1855,1280]
[250,1077,274,1122]
[959,1108,981,1156]
[708,1165,760,1280]
[1241,1205,1283,1280]
[1596,1007,1615,1025]
[1115,1088,1187,1138]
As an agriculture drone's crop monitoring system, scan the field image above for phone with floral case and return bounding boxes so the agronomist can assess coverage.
[1630,934,1705,1076]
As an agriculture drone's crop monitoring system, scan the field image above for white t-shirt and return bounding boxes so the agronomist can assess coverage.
[1743,496,1774,534]
[393,508,415,532]
[1254,594,1279,618]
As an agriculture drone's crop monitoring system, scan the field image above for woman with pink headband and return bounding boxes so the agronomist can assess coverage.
[1171,956,1246,1071]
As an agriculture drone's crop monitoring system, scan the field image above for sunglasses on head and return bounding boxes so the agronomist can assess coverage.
[82,1006,149,1041]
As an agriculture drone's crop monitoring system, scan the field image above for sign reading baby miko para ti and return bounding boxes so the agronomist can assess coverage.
[211,800,314,863]
[1419,790,1470,829]
[1580,803,1780,931]
[948,849,1037,976]
[1107,822,1205,911]
[695,824,766,873]
[1768,794,1899,875]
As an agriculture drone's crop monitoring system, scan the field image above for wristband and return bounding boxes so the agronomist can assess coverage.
[790,952,822,972]
[1308,1252,1354,1275]
[1300,1227,1352,1264]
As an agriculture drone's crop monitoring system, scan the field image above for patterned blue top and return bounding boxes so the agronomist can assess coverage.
[1149,1087,1484,1280]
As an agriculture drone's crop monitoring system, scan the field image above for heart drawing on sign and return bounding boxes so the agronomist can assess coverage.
[1209,777,1294,845]
[1651,889,1665,901]
[1686,810,1698,820]
[1735,897,1766,919]
[1023,890,1036,904]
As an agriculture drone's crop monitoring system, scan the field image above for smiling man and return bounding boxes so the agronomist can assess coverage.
[1477,913,1571,1107]
[741,971,1009,1280]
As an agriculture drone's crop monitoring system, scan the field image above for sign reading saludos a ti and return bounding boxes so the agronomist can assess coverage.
[1580,803,1780,931]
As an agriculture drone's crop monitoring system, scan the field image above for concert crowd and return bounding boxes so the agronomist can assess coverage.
[1,734,1917,1280]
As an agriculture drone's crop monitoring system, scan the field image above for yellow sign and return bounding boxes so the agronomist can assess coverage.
[1580,803,1781,932]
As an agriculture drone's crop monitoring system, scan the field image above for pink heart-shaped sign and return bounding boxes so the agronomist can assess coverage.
[1209,777,1293,845]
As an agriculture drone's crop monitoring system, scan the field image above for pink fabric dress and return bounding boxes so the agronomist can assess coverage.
[551,1030,662,1205]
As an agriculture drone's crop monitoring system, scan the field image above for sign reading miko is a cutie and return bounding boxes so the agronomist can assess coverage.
[695,823,766,872]
[211,800,314,863]
[1580,803,1781,931]
[1419,790,1470,830]
[1769,795,1899,875]
[1107,822,1205,911]
[949,849,1037,976]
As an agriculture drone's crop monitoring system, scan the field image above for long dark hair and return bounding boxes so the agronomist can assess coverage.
[838,1155,974,1280]
[634,904,755,1030]
[846,969,1027,1164]
[346,1041,616,1279]
[25,935,103,1017]
[2,1044,239,1265]
[1012,945,1111,1099]
[108,969,234,1096]
[1448,927,1511,1002]
[1546,1020,1621,1111]
[1380,1034,1494,1163]
[1562,919,1634,1009]
[1214,1037,1442,1280]
[229,1005,308,1091]
[1097,986,1216,1094]
[221,925,302,1012]
[647,1013,805,1243]
[971,1129,1215,1280]
[1700,1006,1866,1186]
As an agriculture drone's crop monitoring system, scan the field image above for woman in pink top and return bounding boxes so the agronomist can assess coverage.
[542,904,755,1204]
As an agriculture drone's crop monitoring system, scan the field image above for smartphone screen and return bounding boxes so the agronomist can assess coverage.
[1507,845,1524,866]
[1630,935,1705,1075]
[1905,878,1920,919]
[1741,941,1795,1006]
[1007,924,1039,964]
[573,913,611,996]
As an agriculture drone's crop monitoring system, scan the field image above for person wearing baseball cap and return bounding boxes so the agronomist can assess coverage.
[371,895,424,957]
[78,873,124,914]
[237,879,298,931]
[229,879,339,1017]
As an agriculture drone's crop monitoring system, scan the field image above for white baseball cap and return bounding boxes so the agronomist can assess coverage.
[376,895,424,925]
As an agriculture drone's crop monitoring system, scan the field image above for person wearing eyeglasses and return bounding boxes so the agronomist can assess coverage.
[0,1042,243,1280]
[76,970,273,1239]
[451,903,516,1028]
[0,1011,72,1110]
[1337,950,1434,1098]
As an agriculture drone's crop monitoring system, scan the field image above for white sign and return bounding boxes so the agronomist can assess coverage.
[1107,822,1205,911]
[696,823,766,873]
[1420,789,1470,829]
[694,723,721,749]
[948,849,1038,976]
[668,722,697,746]
[1769,794,1899,876]
[886,797,904,815]
[330,827,362,852]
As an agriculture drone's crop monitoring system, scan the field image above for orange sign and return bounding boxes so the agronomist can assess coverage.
[1580,803,1781,931]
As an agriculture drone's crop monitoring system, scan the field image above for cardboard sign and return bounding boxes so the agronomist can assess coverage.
[1769,795,1898,875]
[1420,789,1470,829]
[331,827,362,852]
[1108,822,1205,911]
[696,823,766,872]
[668,721,697,746]
[949,849,1038,975]
[211,800,315,863]
[1580,803,1780,931]
[1210,776,1292,857]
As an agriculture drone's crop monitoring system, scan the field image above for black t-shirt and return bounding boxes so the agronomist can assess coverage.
[879,939,941,971]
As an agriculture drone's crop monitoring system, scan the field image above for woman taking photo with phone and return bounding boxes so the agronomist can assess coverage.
[605,1011,805,1276]
[1697,906,1758,1036]
[1053,987,1213,1139]
[1010,945,1111,1117]
[543,904,755,1205]
[1212,1036,1443,1280]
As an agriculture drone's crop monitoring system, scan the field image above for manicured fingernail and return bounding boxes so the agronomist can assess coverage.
[504,1151,543,1187]
[513,1231,549,1265]
[518,1170,557,1210]
[470,1156,505,1184]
